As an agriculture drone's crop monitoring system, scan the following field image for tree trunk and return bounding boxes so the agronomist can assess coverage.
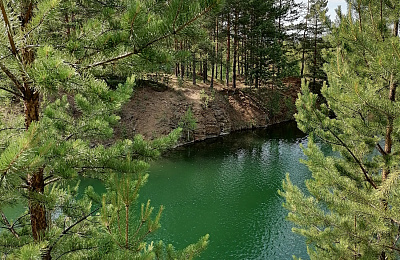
[199,53,202,76]
[20,1,48,244]
[241,36,244,76]
[203,59,207,83]
[215,16,219,80]
[211,26,215,89]
[24,62,48,245]
[312,13,317,88]
[211,59,214,88]
[220,56,223,82]
[192,52,196,85]
[180,41,185,79]
[237,37,240,79]
[300,0,309,78]
[232,10,238,88]
[380,20,399,260]
[226,13,230,87]
[382,21,399,180]
[186,57,190,78]
[175,39,179,76]
[244,34,247,81]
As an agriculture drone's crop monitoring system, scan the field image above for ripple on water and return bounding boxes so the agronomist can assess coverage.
[137,122,314,259]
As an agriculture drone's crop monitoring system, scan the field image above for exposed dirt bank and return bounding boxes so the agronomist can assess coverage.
[114,77,301,144]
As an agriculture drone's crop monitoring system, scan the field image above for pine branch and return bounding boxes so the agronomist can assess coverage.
[82,1,217,69]
[0,62,24,96]
[129,6,141,37]
[383,244,400,253]
[82,51,139,70]
[0,86,23,98]
[10,213,29,231]
[311,105,377,189]
[0,127,25,132]
[54,246,98,260]
[105,224,125,250]
[327,127,377,189]
[0,53,13,61]
[45,207,100,257]
[172,0,184,30]
[0,0,19,58]
[376,143,387,156]
[44,177,61,186]
[23,4,55,41]
[0,211,19,238]
[1,138,31,185]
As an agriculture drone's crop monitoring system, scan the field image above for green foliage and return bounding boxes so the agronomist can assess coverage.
[266,91,282,118]
[177,77,184,88]
[154,234,209,259]
[281,1,400,258]
[178,107,198,141]
[0,0,217,259]
[284,96,295,115]
[300,0,331,87]
[199,89,215,108]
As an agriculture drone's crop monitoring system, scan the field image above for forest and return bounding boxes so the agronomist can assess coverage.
[0,0,399,259]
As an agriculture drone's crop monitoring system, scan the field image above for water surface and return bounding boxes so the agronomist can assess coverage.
[140,121,311,259]
[1,121,314,259]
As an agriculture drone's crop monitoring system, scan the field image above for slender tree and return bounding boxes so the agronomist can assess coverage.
[302,0,330,93]
[226,12,231,87]
[300,0,310,78]
[232,8,238,88]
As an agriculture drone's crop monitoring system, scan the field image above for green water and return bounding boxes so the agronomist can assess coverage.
[2,121,316,259]
[139,121,313,259]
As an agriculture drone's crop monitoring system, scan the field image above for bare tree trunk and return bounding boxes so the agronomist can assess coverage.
[300,0,309,78]
[312,13,317,88]
[187,61,189,78]
[393,19,399,37]
[244,34,247,81]
[211,26,215,88]
[192,52,196,85]
[220,55,223,82]
[203,59,207,83]
[175,39,179,76]
[215,16,219,80]
[237,37,240,79]
[180,41,185,79]
[232,10,238,88]
[226,13,231,87]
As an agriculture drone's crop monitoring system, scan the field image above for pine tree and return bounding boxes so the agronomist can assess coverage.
[300,0,330,93]
[281,0,400,258]
[0,0,218,259]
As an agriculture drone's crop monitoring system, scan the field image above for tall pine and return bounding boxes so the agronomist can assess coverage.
[281,0,400,258]
[0,0,217,259]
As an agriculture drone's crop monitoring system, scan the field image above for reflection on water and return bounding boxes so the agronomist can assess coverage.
[139,121,312,259]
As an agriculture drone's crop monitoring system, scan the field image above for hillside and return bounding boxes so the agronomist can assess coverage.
[113,76,301,144]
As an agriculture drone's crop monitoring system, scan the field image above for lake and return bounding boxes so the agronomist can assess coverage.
[2,121,315,259]
[139,121,313,259]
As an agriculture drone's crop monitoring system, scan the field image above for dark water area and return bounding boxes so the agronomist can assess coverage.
[139,121,312,259]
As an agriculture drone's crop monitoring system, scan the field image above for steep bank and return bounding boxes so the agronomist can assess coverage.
[114,77,301,144]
